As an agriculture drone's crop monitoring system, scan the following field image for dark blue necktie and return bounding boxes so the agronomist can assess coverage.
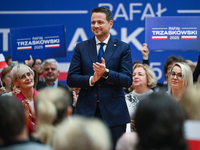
[98,43,105,63]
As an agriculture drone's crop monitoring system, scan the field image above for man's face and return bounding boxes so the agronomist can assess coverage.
[42,63,59,82]
[91,12,113,41]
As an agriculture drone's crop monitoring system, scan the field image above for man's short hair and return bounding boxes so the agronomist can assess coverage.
[0,96,25,142]
[41,59,59,69]
[90,7,113,22]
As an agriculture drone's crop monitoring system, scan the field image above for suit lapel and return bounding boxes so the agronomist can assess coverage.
[88,37,98,63]
[104,35,117,65]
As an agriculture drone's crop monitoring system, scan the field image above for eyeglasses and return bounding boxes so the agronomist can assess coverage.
[169,71,183,80]
[18,71,33,80]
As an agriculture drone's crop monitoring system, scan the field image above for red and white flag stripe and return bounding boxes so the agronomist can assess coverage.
[184,121,200,150]
[181,36,197,39]
[0,54,8,69]
[45,44,60,48]
[17,46,32,50]
[152,36,168,40]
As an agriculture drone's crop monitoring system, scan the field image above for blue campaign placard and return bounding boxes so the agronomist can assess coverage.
[145,16,200,50]
[10,24,66,60]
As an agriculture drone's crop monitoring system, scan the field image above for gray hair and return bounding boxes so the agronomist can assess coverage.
[42,59,59,69]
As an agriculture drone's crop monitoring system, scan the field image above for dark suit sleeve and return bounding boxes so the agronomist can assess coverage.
[143,59,149,65]
[104,44,132,88]
[67,43,92,88]
[193,54,200,82]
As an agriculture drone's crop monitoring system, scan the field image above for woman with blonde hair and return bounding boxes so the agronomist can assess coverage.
[167,62,193,101]
[125,63,157,131]
[33,87,72,147]
[53,116,112,150]
[10,64,38,133]
[179,84,200,120]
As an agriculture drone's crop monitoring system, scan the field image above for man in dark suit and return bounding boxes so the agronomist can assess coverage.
[67,7,132,148]
[36,58,71,94]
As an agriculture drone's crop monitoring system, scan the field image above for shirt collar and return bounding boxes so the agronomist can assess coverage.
[95,34,110,45]
[46,79,58,88]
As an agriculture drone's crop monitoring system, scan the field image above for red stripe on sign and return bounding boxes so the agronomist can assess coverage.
[187,140,200,150]
[182,38,197,39]
[152,38,167,40]
[17,48,32,50]
[45,46,60,48]
[58,72,68,80]
[0,61,8,69]
[39,72,68,81]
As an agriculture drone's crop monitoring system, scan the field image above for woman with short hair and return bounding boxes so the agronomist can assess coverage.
[10,64,38,133]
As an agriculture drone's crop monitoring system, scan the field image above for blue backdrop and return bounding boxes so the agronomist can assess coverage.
[0,0,200,84]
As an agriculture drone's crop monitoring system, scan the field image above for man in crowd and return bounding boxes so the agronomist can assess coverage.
[37,58,71,93]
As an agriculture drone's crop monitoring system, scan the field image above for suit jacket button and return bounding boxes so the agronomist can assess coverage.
[98,84,100,86]
[95,94,97,97]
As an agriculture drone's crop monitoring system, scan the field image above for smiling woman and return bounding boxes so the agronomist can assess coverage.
[167,62,193,101]
[10,64,39,133]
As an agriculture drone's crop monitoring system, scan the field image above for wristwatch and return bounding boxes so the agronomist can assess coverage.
[102,68,109,78]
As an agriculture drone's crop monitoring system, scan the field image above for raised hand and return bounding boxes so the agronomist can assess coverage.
[0,87,7,94]
[24,55,34,67]
[141,43,149,60]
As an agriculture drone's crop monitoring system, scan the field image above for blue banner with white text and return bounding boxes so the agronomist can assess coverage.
[10,24,66,60]
[1,0,200,84]
[145,16,200,50]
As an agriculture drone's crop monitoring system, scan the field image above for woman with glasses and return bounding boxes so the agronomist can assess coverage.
[167,62,193,101]
[10,64,38,133]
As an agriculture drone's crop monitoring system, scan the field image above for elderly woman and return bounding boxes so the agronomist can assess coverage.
[126,63,157,118]
[125,63,157,131]
[167,62,193,101]
[10,64,38,133]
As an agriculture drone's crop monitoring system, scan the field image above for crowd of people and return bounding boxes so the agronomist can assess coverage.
[0,6,200,150]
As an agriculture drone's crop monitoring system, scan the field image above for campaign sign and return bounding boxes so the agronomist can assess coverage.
[145,16,200,50]
[10,24,66,60]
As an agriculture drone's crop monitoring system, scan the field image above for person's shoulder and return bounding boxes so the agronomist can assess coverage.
[111,36,129,46]
[58,82,68,88]
[26,142,52,150]
[77,37,95,46]
[57,82,72,92]
[36,81,46,90]
[0,142,52,150]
